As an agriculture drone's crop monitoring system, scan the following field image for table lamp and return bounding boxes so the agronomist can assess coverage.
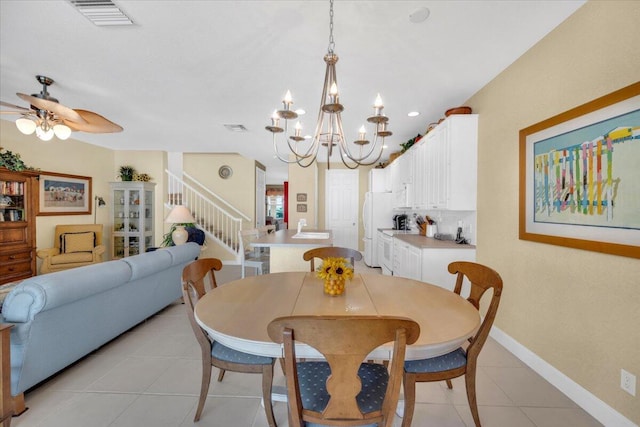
[164,205,195,245]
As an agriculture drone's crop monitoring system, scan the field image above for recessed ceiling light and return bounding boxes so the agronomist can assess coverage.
[409,7,430,24]
[408,111,420,117]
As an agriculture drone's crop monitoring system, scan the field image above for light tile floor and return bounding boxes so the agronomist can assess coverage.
[11,262,602,427]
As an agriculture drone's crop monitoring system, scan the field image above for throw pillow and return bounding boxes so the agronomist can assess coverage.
[61,232,96,253]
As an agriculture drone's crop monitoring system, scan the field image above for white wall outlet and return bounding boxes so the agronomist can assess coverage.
[621,369,636,396]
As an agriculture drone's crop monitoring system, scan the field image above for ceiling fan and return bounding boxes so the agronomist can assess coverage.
[0,75,123,141]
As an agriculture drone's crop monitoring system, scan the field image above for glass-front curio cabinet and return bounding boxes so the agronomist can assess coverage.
[110,181,155,258]
[0,168,39,284]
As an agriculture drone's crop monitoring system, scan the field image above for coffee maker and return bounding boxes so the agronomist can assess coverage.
[393,214,408,230]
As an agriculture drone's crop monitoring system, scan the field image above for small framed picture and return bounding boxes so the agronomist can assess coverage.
[296,204,307,213]
[296,193,307,202]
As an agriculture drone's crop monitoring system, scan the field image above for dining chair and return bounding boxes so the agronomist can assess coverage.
[267,315,420,427]
[238,229,270,278]
[302,246,363,271]
[401,261,503,427]
[182,258,277,426]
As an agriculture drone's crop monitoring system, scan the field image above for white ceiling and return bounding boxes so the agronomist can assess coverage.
[0,0,585,184]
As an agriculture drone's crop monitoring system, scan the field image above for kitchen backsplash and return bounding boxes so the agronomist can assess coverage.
[393,209,477,245]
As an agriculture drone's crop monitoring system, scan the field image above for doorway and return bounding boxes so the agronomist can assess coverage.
[325,169,359,250]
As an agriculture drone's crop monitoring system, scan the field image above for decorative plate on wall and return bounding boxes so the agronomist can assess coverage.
[218,165,233,179]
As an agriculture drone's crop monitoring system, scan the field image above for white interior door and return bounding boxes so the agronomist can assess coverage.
[325,170,359,250]
[255,166,266,227]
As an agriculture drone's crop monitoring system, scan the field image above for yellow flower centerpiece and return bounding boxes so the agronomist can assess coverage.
[316,257,354,296]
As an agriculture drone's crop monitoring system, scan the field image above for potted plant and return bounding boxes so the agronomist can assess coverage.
[0,147,36,171]
[399,134,422,153]
[119,165,136,181]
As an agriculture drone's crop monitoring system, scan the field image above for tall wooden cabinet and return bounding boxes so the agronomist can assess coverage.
[110,181,155,258]
[0,168,39,285]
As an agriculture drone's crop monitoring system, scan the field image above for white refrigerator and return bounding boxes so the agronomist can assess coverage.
[362,192,394,267]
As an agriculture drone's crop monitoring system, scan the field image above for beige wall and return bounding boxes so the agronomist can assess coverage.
[469,1,640,422]
[288,160,318,229]
[1,122,116,265]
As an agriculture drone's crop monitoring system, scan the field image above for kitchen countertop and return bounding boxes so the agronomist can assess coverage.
[392,233,476,250]
[251,229,333,248]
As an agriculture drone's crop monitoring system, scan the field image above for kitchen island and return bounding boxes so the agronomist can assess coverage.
[251,229,333,273]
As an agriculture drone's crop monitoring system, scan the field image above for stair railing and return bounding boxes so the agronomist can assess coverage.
[165,169,247,257]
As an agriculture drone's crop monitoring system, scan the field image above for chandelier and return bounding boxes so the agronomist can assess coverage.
[266,0,392,169]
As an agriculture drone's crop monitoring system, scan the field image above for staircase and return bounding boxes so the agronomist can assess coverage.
[165,170,250,261]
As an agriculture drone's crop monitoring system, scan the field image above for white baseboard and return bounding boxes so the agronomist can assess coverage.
[490,326,637,427]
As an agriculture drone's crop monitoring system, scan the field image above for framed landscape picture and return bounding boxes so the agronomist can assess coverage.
[519,82,640,258]
[38,172,92,215]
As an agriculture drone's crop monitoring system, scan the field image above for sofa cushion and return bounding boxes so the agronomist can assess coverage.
[61,231,95,253]
[50,252,94,265]
[164,242,200,267]
[123,249,173,281]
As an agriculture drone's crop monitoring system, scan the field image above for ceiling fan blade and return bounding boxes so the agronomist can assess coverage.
[0,111,26,115]
[17,93,86,124]
[0,100,32,112]
[63,109,123,133]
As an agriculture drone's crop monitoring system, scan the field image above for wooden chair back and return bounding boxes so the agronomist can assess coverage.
[302,246,363,271]
[268,315,420,427]
[448,261,503,362]
[238,229,260,256]
[182,258,223,354]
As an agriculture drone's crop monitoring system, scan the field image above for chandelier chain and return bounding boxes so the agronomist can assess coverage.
[328,0,335,53]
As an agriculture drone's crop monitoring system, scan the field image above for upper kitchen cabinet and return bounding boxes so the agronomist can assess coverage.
[390,148,414,208]
[368,168,391,192]
[419,114,478,210]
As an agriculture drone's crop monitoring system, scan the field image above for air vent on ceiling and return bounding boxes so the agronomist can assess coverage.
[224,124,248,132]
[68,0,134,26]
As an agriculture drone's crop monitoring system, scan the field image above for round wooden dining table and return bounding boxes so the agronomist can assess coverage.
[195,272,479,361]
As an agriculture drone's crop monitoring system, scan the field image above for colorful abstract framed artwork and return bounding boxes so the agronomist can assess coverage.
[38,172,92,215]
[519,82,640,259]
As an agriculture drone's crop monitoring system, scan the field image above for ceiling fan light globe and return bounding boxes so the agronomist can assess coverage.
[53,124,72,140]
[16,117,36,135]
[35,125,55,141]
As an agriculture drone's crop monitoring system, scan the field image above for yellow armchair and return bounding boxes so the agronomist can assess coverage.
[37,224,106,274]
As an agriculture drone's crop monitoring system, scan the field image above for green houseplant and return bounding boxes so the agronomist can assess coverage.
[0,147,37,171]
[119,165,136,181]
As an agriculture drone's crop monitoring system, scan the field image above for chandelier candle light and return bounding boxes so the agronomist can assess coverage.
[266,0,392,169]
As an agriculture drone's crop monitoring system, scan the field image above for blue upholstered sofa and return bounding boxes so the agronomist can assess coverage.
[0,242,200,411]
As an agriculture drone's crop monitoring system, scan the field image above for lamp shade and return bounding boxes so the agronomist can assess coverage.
[53,124,72,140]
[165,205,195,224]
[16,117,37,135]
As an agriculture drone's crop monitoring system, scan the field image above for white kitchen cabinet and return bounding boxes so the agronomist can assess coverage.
[412,137,428,209]
[369,168,391,192]
[110,181,156,258]
[390,149,414,208]
[412,114,478,211]
[421,248,476,291]
[392,238,421,281]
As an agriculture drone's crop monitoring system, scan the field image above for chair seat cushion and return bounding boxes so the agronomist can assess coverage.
[297,361,388,415]
[50,252,94,265]
[404,347,467,373]
[211,340,274,365]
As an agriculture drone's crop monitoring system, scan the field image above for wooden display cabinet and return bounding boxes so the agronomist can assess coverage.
[0,168,39,285]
